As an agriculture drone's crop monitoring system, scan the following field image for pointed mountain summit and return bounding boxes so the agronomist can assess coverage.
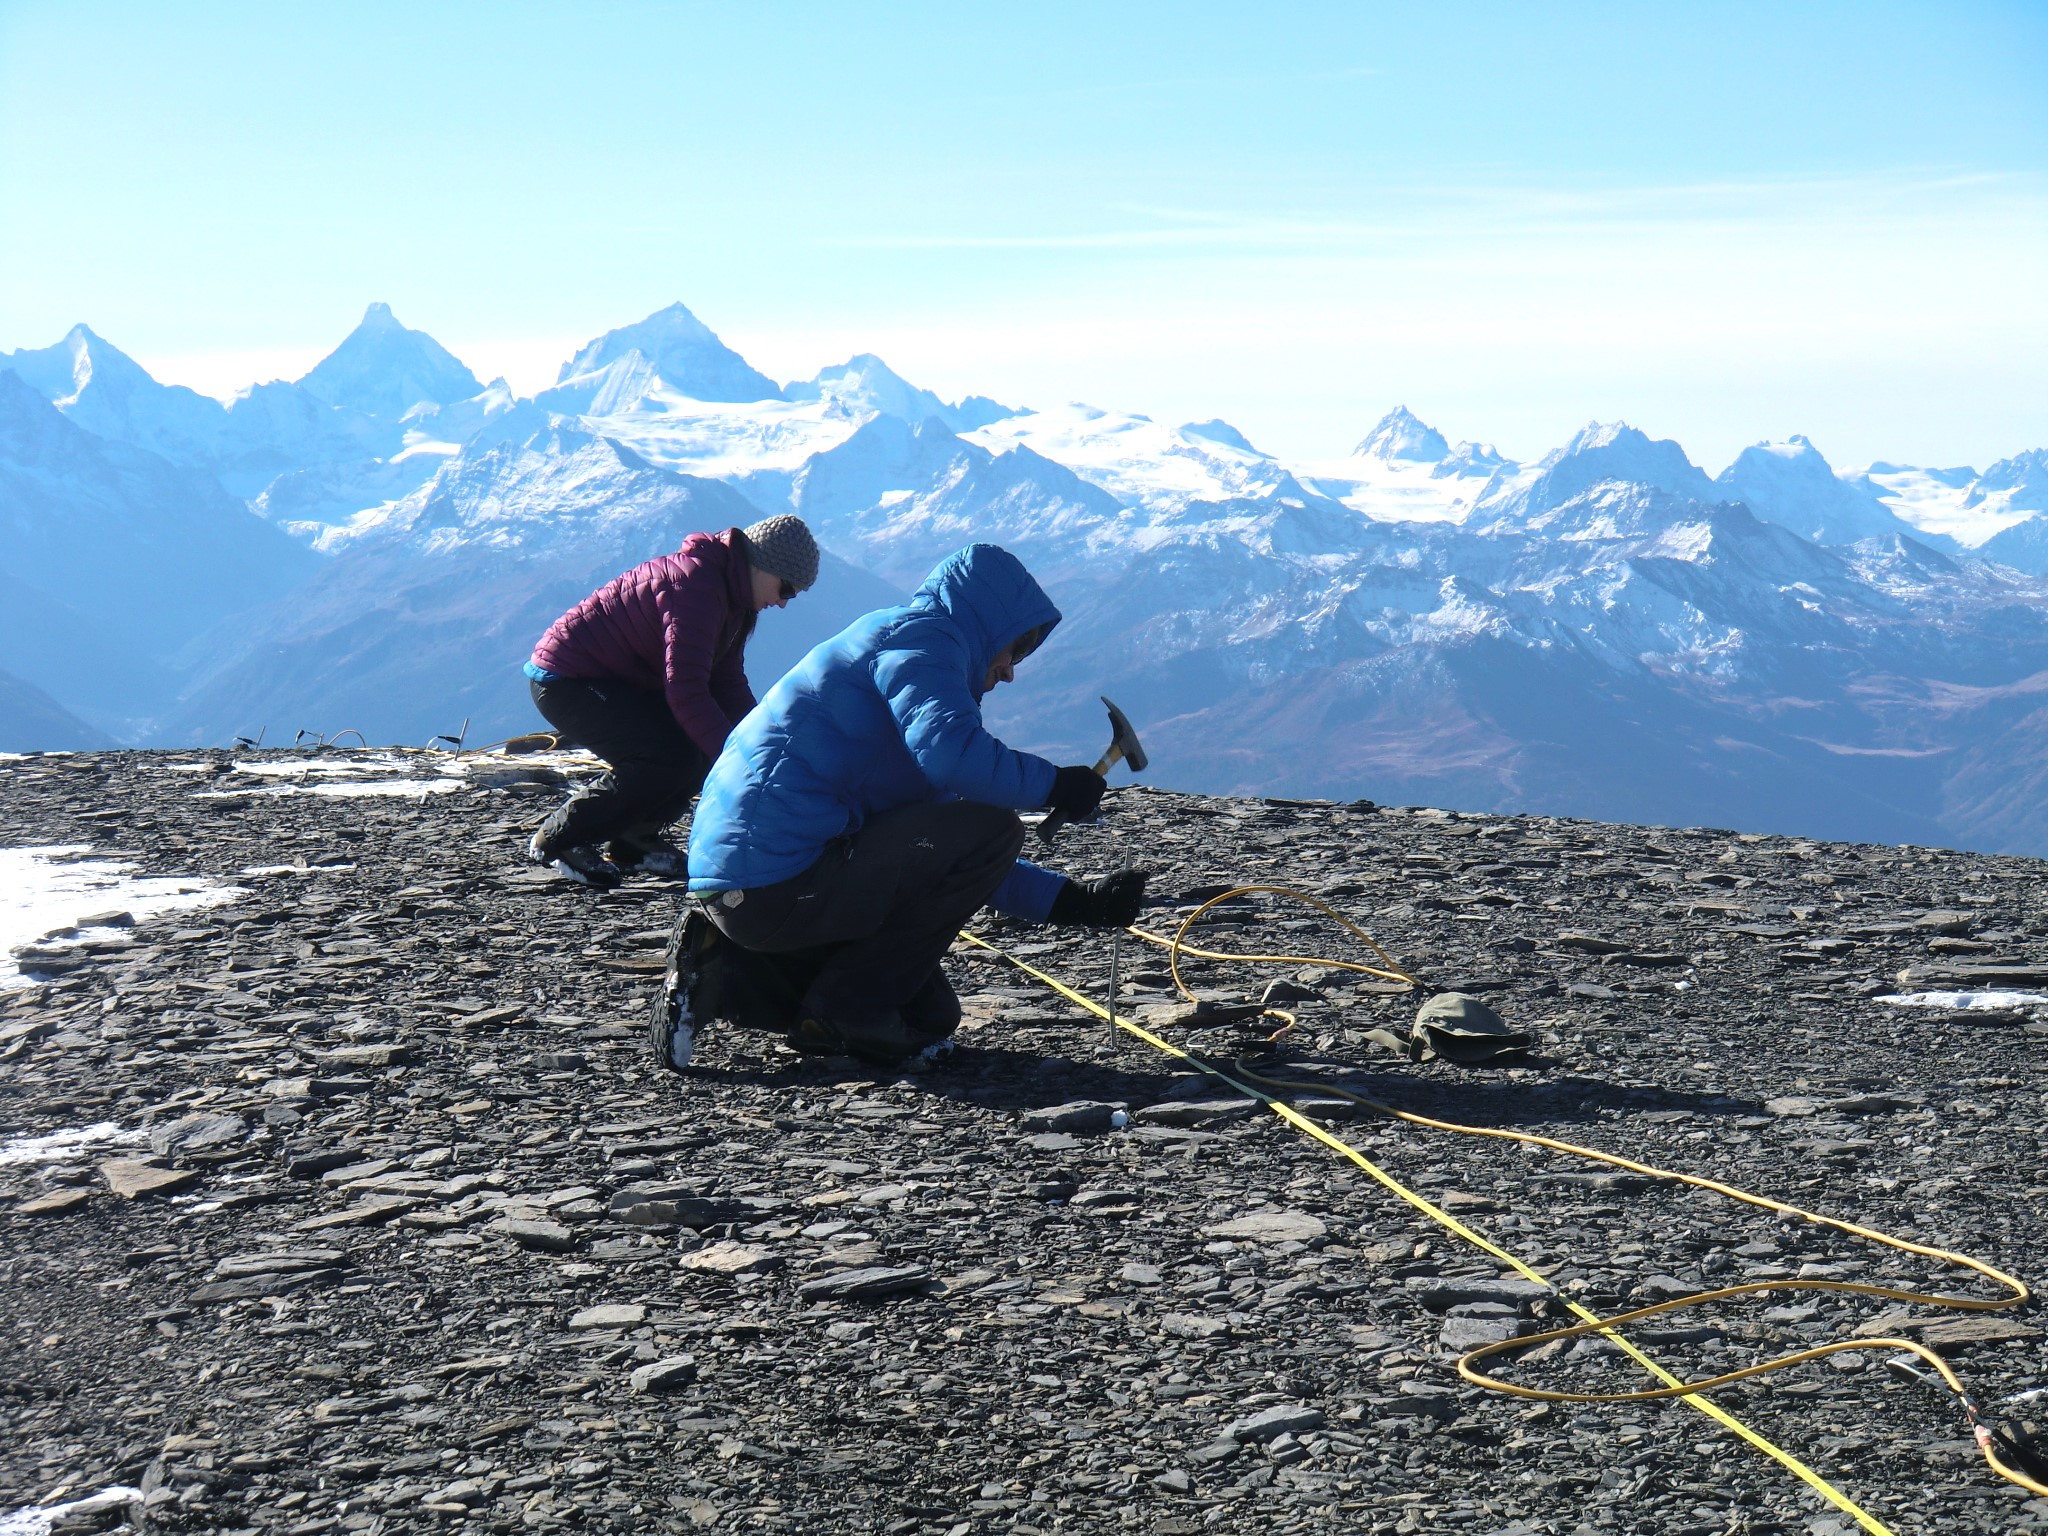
[782,353,1012,432]
[1,323,227,463]
[557,302,780,404]
[1355,406,1450,463]
[2,322,136,403]
[297,303,483,421]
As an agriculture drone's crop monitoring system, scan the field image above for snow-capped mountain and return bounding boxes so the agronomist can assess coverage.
[1850,456,2047,555]
[0,324,229,466]
[549,302,781,405]
[791,414,1128,587]
[1715,435,1919,546]
[1968,449,2048,519]
[0,307,474,497]
[1470,421,1717,532]
[1354,403,1450,462]
[11,293,2048,855]
[297,302,483,421]
[964,403,1316,512]
[782,353,1011,433]
[1298,407,1510,525]
[162,424,902,748]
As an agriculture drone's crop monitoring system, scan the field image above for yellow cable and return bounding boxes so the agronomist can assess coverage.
[963,887,2048,1528]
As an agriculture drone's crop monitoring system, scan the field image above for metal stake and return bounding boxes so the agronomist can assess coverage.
[1107,851,1127,1052]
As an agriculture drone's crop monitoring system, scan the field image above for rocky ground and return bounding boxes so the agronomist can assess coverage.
[3,747,2048,1536]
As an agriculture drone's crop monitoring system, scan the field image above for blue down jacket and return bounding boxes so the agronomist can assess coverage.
[688,543,1066,919]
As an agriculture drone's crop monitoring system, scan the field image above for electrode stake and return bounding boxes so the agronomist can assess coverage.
[1107,852,1127,1051]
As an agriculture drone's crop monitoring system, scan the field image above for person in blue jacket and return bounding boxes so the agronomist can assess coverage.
[652,542,1147,1069]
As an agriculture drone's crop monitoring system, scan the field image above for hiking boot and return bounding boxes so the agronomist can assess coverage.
[612,839,687,879]
[788,1016,847,1057]
[790,1009,930,1065]
[902,968,962,1041]
[528,831,622,890]
[651,908,728,1073]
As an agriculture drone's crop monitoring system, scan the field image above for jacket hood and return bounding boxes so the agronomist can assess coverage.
[910,543,1061,695]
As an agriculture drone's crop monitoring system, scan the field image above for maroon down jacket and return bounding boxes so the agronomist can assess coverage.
[530,529,758,759]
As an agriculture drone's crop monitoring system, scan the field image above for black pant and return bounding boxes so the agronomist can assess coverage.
[702,800,1025,1030]
[529,677,709,855]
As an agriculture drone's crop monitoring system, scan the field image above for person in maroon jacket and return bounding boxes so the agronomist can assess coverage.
[524,515,820,889]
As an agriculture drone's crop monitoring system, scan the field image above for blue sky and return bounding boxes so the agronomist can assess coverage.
[1,0,2043,469]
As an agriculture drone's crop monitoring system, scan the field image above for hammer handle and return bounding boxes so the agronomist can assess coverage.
[1041,745,1126,844]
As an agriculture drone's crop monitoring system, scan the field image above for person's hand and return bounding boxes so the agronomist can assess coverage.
[1045,766,1106,822]
[1048,868,1150,928]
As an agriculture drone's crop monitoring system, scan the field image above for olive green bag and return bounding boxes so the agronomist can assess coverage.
[1363,991,1533,1065]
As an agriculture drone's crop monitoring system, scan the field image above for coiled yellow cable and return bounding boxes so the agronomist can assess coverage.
[967,882,2048,1526]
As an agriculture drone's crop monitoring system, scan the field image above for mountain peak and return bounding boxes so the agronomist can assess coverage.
[783,353,1012,432]
[297,305,482,420]
[1725,435,1836,475]
[1180,419,1261,455]
[1977,448,2048,494]
[1715,436,1912,545]
[1355,406,1449,463]
[558,303,779,403]
[4,324,149,402]
[1559,420,1644,456]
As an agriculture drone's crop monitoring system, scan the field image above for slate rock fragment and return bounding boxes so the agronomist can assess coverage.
[147,1112,246,1157]
[1019,1100,1119,1134]
[491,1218,578,1252]
[1226,1403,1325,1443]
[1205,1210,1327,1242]
[569,1303,647,1329]
[98,1159,200,1200]
[796,1265,932,1302]
[630,1355,699,1392]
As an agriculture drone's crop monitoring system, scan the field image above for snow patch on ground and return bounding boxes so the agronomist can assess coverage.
[200,779,464,799]
[229,754,421,776]
[1876,990,2048,1010]
[0,1122,141,1166]
[0,1488,144,1536]
[1,846,243,990]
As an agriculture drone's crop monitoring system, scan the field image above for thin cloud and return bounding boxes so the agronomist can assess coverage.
[823,169,2046,252]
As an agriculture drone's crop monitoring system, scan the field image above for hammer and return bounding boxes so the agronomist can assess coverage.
[1039,696,1148,845]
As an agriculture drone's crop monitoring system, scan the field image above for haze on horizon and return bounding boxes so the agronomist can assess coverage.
[0,0,2043,473]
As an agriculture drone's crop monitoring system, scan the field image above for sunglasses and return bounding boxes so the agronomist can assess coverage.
[1009,624,1048,663]
[778,579,798,601]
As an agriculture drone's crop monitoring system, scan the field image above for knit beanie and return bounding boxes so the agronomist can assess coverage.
[740,515,820,593]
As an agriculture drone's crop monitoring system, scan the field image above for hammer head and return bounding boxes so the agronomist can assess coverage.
[1100,696,1148,774]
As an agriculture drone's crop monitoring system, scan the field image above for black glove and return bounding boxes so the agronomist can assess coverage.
[1045,765,1106,823]
[1048,868,1150,928]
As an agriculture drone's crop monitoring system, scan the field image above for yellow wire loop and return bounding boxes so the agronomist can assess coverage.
[962,881,2047,1529]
